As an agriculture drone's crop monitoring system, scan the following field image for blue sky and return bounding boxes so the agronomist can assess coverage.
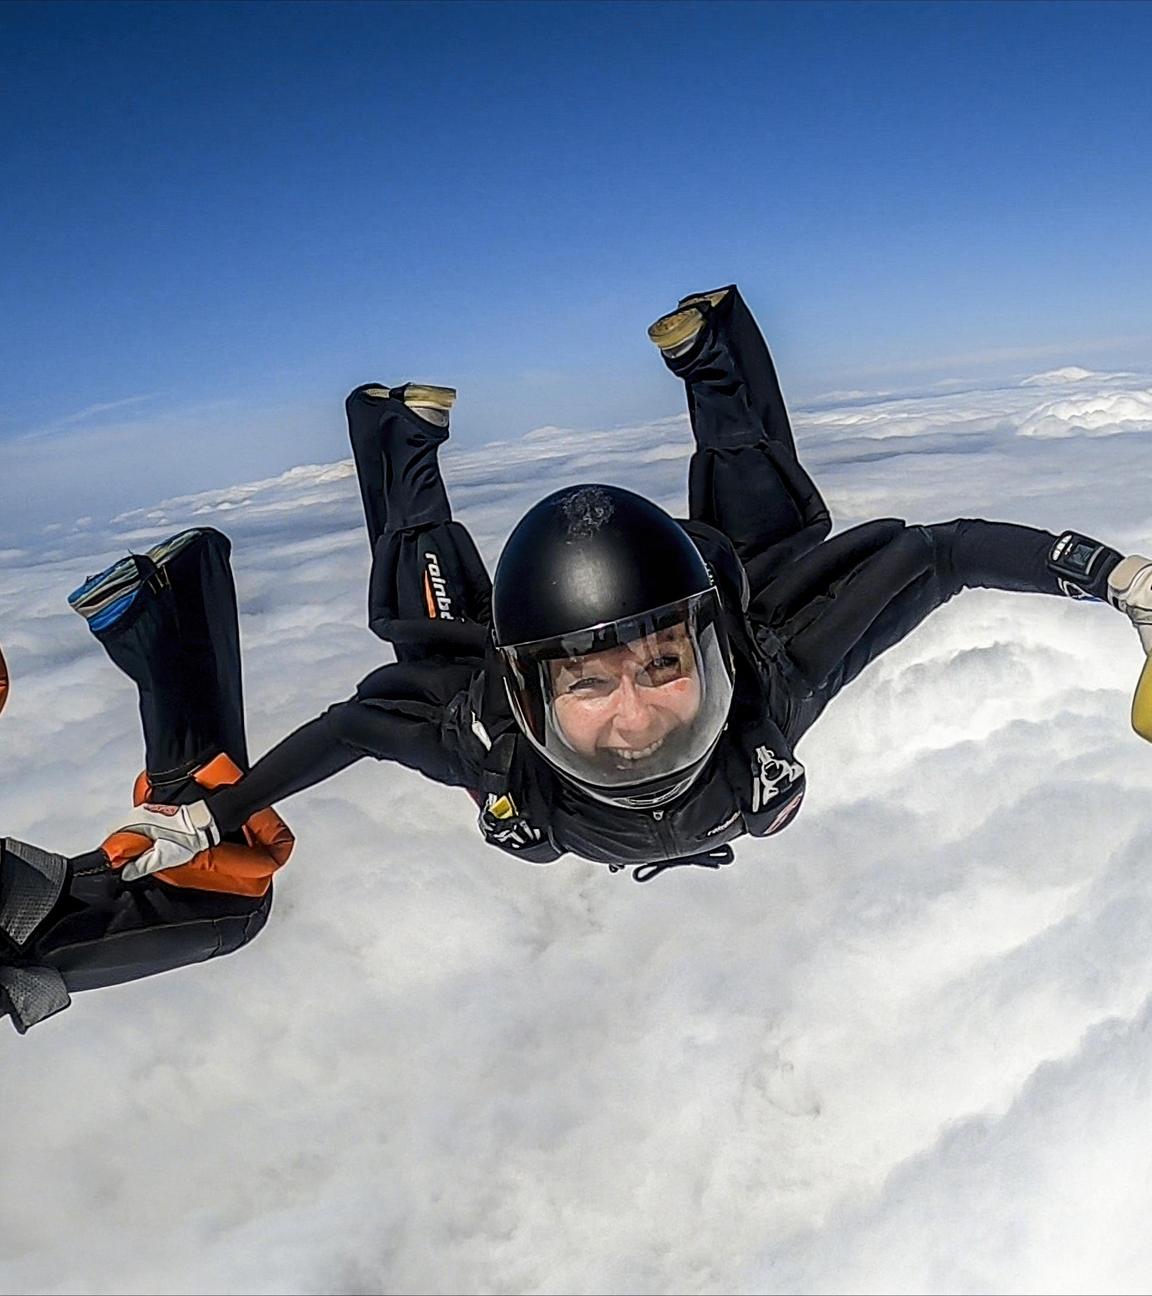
[2,0,1151,530]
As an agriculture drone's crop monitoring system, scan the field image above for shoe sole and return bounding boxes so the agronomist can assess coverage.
[147,528,203,569]
[677,288,731,310]
[68,555,144,619]
[647,306,705,351]
[402,384,457,412]
[68,530,204,630]
[88,590,142,631]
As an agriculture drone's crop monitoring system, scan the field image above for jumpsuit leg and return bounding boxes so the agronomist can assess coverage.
[346,384,491,661]
[2,529,268,1015]
[661,286,831,587]
[95,526,248,784]
[25,866,270,993]
[206,386,507,840]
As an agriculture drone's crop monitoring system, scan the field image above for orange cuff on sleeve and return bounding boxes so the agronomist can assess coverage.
[100,752,294,897]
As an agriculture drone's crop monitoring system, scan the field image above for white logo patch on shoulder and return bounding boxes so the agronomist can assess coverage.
[751,746,804,814]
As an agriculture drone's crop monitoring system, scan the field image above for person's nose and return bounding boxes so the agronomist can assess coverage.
[609,673,656,738]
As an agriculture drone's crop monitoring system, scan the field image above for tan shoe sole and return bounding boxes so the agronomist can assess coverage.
[147,528,204,569]
[647,306,706,352]
[403,384,457,412]
[678,288,731,310]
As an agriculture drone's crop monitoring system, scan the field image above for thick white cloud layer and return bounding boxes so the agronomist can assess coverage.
[1,366,1152,1293]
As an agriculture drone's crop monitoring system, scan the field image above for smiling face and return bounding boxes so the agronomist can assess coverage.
[548,623,703,770]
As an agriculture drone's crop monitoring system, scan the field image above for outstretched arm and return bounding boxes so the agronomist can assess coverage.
[207,708,366,834]
[113,658,477,873]
[760,518,1124,743]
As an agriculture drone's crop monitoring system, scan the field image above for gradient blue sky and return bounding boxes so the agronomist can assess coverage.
[2,0,1151,529]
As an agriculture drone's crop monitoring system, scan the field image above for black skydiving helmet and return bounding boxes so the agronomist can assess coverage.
[491,484,735,809]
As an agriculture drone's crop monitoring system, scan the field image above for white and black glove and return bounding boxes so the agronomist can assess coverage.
[113,800,220,881]
[1108,555,1152,652]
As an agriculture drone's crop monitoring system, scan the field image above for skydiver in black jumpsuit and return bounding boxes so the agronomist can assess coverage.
[0,529,290,1032]
[110,285,1149,893]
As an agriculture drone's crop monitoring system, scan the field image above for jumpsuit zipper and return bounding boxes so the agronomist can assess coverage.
[650,808,679,859]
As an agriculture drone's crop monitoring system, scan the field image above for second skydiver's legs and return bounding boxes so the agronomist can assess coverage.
[1,529,275,1031]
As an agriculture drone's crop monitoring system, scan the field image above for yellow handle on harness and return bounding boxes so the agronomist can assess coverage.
[1132,655,1152,742]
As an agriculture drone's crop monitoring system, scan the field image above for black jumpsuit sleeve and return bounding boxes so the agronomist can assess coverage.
[759,517,1121,744]
[207,659,476,834]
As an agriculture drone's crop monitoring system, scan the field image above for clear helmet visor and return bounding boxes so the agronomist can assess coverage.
[499,590,734,799]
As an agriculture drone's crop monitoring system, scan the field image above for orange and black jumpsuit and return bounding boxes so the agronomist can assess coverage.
[1,530,291,1027]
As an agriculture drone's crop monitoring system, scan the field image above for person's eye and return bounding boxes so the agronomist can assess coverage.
[567,676,610,695]
[644,655,686,683]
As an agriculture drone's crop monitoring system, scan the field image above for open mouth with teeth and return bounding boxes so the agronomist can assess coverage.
[604,736,666,764]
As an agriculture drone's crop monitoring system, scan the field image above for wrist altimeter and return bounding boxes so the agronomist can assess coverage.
[1047,531,1113,599]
